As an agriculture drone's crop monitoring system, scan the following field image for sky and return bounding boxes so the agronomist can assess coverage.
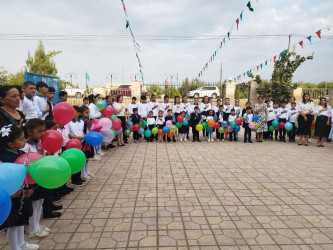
[0,0,333,88]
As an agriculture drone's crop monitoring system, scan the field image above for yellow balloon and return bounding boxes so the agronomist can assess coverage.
[170,125,177,133]
[254,122,260,130]
[196,124,203,131]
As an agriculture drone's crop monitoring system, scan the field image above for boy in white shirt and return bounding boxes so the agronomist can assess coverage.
[233,99,242,117]
[146,111,156,142]
[128,97,138,116]
[156,110,165,142]
[223,98,233,121]
[21,81,38,120]
[34,81,50,120]
[243,106,254,143]
[265,100,275,140]
[288,102,298,142]
[160,95,171,118]
[272,102,279,141]
[277,101,289,142]
[228,109,237,142]
[138,95,149,120]
[148,94,160,119]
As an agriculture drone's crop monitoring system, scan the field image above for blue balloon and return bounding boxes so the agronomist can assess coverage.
[0,163,27,196]
[253,115,259,122]
[0,187,11,225]
[207,127,213,133]
[284,122,293,131]
[84,132,103,146]
[104,100,108,107]
[116,127,123,135]
[163,126,170,133]
[182,120,188,126]
[221,121,228,128]
[138,128,145,135]
[126,121,133,130]
[233,125,241,133]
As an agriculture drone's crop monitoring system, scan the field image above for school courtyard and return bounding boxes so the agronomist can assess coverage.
[1,139,333,249]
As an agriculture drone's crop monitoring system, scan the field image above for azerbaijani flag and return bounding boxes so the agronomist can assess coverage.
[85,72,90,81]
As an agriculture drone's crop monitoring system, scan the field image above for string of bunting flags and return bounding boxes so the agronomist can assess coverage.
[196,1,258,82]
[121,0,144,84]
[232,25,331,84]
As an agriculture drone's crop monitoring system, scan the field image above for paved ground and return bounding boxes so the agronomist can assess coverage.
[1,137,333,249]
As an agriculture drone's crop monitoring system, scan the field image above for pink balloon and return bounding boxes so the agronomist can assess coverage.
[99,118,112,131]
[177,115,184,123]
[15,152,43,185]
[235,117,242,125]
[112,118,122,131]
[166,120,172,128]
[248,122,255,129]
[53,102,75,126]
[102,106,114,118]
[226,126,233,133]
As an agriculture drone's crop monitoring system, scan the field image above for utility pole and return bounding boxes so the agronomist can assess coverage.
[288,35,292,52]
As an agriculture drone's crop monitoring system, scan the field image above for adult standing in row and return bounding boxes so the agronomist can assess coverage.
[254,96,268,142]
[114,95,127,146]
[297,93,314,146]
[314,97,331,147]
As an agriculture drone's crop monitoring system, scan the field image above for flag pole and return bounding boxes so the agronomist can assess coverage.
[85,71,89,96]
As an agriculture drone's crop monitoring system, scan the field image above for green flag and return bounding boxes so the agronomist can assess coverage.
[246,1,254,11]
[227,32,230,40]
[126,20,129,28]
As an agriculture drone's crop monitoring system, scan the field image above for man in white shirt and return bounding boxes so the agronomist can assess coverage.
[21,81,38,120]
[160,95,171,117]
[137,95,149,120]
[34,81,50,120]
[148,94,159,119]
[128,97,138,116]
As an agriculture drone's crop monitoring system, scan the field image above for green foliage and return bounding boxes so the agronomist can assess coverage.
[271,51,313,103]
[255,76,272,98]
[0,68,25,86]
[235,83,248,99]
[165,86,182,98]
[59,79,70,91]
[179,78,206,96]
[147,85,164,98]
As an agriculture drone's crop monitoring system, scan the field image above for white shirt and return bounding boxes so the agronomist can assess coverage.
[289,108,298,123]
[243,113,253,123]
[217,111,224,122]
[156,116,165,126]
[278,107,289,120]
[286,102,297,109]
[190,104,200,114]
[228,114,237,122]
[58,126,70,147]
[224,104,233,114]
[88,103,102,119]
[114,102,126,116]
[160,102,171,117]
[199,103,211,114]
[297,101,314,114]
[34,95,48,120]
[147,117,156,126]
[314,105,332,117]
[173,104,181,114]
[212,106,219,114]
[148,101,160,117]
[128,103,138,116]
[267,106,275,121]
[206,115,214,121]
[180,102,191,113]
[22,141,40,153]
[67,120,85,138]
[138,102,149,118]
[21,96,38,120]
[233,105,242,117]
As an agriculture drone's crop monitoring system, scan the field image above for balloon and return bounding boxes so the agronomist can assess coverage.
[112,118,122,131]
[84,132,103,146]
[96,100,106,111]
[221,121,228,128]
[225,132,229,136]
[248,122,255,129]
[53,102,75,126]
[0,187,11,225]
[158,129,165,136]
[279,122,285,129]
[177,115,184,123]
[254,122,260,130]
[275,125,279,131]
[217,127,225,134]
[152,127,158,135]
[311,122,315,129]
[111,128,117,138]
[41,130,63,154]
[214,122,220,129]
[0,163,27,196]
[295,121,299,128]
[201,122,208,129]
[272,120,279,128]
[104,100,108,107]
[126,121,133,130]
[176,122,182,128]
[116,127,123,135]
[138,128,145,135]
[15,152,43,185]
[167,131,174,138]
[100,129,114,143]
[253,115,259,122]
[268,126,275,132]
[139,120,147,128]
[163,126,170,133]
[124,129,131,136]
[229,121,237,129]
[133,124,140,132]
[233,125,240,133]
[196,124,203,131]
[207,127,213,133]
[226,126,233,133]
[65,139,82,150]
[144,130,152,138]
[28,156,71,189]
[60,149,86,174]
[130,127,134,132]
[103,106,114,117]
[235,117,242,125]
[284,122,293,131]
[99,118,112,131]
[110,114,117,120]
[182,120,188,126]
[207,120,215,128]
[166,120,172,128]
[170,125,177,133]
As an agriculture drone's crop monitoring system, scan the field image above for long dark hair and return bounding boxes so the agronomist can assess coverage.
[174,96,180,105]
[88,94,101,104]
[302,93,312,104]
[0,125,24,154]
[23,118,45,138]
[319,97,327,108]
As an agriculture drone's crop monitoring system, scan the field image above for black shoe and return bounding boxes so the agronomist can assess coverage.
[192,139,196,142]
[279,138,282,142]
[275,138,278,141]
[79,178,86,183]
[43,211,61,219]
[62,189,70,195]
[53,196,62,203]
[173,139,176,142]
[124,140,128,144]
[64,186,74,192]
[244,141,247,143]
[50,204,63,211]
[283,139,286,142]
[249,140,253,143]
[72,181,84,187]
[101,145,107,150]
[197,139,202,142]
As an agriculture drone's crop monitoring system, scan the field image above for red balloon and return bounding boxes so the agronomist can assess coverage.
[177,115,184,123]
[213,122,220,129]
[41,130,63,154]
[102,106,114,118]
[278,122,285,129]
[66,139,82,150]
[311,122,315,129]
[275,126,279,131]
[53,102,75,125]
[133,124,140,132]
[112,118,122,131]
[15,152,43,185]
[225,132,229,136]
[130,127,134,132]
[235,117,242,125]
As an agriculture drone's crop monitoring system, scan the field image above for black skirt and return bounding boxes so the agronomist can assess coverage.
[314,116,330,137]
[297,115,314,136]
[30,184,46,201]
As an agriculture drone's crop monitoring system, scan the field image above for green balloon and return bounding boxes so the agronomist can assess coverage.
[152,127,158,135]
[96,100,105,111]
[268,126,275,132]
[218,127,225,134]
[124,129,131,136]
[61,148,86,174]
[110,115,117,120]
[207,127,213,133]
[139,120,147,128]
[27,156,71,189]
[144,130,152,137]
[176,122,182,128]
[295,121,299,128]
[202,122,208,129]
[111,128,116,137]
[272,120,279,127]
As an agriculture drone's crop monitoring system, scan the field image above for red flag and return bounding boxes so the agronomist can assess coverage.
[257,65,259,71]
[220,41,223,49]
[243,72,245,77]
[316,30,321,39]
[234,78,236,83]
[236,18,240,30]
[299,41,304,48]
[273,55,277,62]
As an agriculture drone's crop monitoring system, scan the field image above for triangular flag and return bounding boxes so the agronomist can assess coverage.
[265,61,267,65]
[220,41,223,49]
[307,36,312,44]
[240,10,244,21]
[273,55,277,62]
[257,65,259,71]
[236,18,240,30]
[299,41,303,48]
[285,49,288,55]
[126,20,129,28]
[227,32,230,40]
[316,30,321,39]
[214,51,217,56]
[223,37,226,44]
[260,64,263,69]
[280,52,283,58]
[246,1,254,12]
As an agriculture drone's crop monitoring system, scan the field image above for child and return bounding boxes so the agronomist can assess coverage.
[138,95,149,121]
[59,91,68,102]
[242,102,251,117]
[80,97,89,108]
[265,100,275,140]
[21,81,38,120]
[206,109,215,142]
[160,95,171,118]
[272,102,279,141]
[156,110,165,142]
[146,111,156,142]
[178,111,188,142]
[22,119,51,238]
[34,81,49,120]
[131,108,140,143]
[234,99,242,117]
[0,125,39,250]
[228,109,237,141]
[288,102,298,142]
[173,96,181,140]
[165,109,176,142]
[216,105,225,142]
[223,98,233,121]
[189,106,201,142]
[243,107,254,143]
[128,96,138,116]
[277,101,289,142]
[46,87,55,117]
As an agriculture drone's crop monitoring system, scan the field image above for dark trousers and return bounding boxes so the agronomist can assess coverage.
[244,123,252,142]
[43,189,54,213]
[266,120,273,139]
[289,122,297,141]
[216,132,224,140]
[72,171,82,183]
[279,118,287,140]
[229,131,237,141]
[192,126,199,141]
[147,125,154,142]
[133,130,140,141]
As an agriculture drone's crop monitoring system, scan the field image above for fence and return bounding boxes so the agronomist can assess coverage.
[302,88,329,100]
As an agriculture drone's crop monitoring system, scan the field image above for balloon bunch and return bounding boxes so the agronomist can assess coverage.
[268,119,279,132]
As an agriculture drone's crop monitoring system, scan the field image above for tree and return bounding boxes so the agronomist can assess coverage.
[0,67,25,86]
[271,51,313,103]
[147,85,164,98]
[165,86,182,98]
[255,76,272,98]
[25,40,62,76]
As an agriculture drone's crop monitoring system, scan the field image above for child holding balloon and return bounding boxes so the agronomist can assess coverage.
[243,107,254,143]
[206,109,215,142]
[189,106,201,142]
[146,111,156,142]
[156,110,165,142]
[178,111,188,142]
[0,125,39,250]
[216,105,225,142]
[277,101,289,142]
[228,109,238,141]
[165,109,176,142]
[131,108,141,143]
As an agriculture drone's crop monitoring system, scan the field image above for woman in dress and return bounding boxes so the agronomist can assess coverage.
[114,95,127,146]
[297,93,314,146]
[254,96,268,142]
[314,97,331,147]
